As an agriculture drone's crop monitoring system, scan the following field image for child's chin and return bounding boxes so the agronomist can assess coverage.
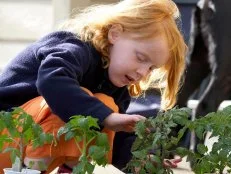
[109,78,120,87]
[112,80,126,88]
[115,83,125,88]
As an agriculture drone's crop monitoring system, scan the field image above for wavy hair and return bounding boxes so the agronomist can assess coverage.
[60,0,187,110]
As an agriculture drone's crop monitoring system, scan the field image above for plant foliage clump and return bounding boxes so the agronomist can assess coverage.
[0,107,54,172]
[126,107,191,174]
[176,105,231,174]
[57,115,110,174]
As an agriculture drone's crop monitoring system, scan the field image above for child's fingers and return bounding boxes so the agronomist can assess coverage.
[134,114,146,120]
[171,158,182,163]
[121,115,146,132]
[163,158,182,168]
[125,125,135,132]
[163,160,177,168]
[129,115,146,123]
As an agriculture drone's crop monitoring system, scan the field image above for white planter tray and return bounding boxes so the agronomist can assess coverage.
[4,168,41,174]
[50,164,125,174]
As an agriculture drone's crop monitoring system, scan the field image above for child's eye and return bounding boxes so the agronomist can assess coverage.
[136,53,146,62]
[137,56,144,62]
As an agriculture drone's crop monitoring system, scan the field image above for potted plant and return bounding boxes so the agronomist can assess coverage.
[0,107,54,174]
[125,107,191,174]
[176,105,231,174]
[126,105,231,174]
[57,115,110,174]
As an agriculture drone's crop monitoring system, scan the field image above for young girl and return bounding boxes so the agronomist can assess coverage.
[0,0,187,172]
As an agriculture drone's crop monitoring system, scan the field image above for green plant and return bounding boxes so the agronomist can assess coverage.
[176,105,231,174]
[57,115,110,174]
[0,107,54,172]
[126,107,191,174]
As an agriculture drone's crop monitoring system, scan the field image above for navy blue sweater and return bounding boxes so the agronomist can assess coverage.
[0,31,131,124]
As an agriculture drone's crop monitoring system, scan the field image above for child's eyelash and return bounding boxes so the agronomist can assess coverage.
[137,56,144,62]
[136,53,145,62]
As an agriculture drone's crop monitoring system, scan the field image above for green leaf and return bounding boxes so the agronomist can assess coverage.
[200,159,212,173]
[65,131,77,141]
[176,147,190,157]
[77,117,89,130]
[195,125,205,140]
[152,132,161,146]
[150,155,161,165]
[32,133,53,149]
[132,149,147,159]
[129,160,142,168]
[88,145,107,160]
[39,133,50,143]
[134,120,146,139]
[0,118,6,131]
[177,126,187,142]
[95,133,110,150]
[140,168,147,174]
[0,135,13,150]
[197,144,208,155]
[73,161,85,174]
[86,162,95,174]
[221,105,231,115]
[131,138,143,151]
[207,153,219,164]
[212,142,222,152]
[85,131,97,143]
[23,128,33,144]
[57,126,69,138]
[145,161,155,172]
[31,124,43,137]
[70,116,99,130]
[19,113,33,133]
[85,116,100,129]
[11,107,23,114]
[218,149,229,162]
[32,139,41,149]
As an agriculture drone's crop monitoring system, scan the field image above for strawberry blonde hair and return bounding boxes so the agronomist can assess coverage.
[60,0,187,110]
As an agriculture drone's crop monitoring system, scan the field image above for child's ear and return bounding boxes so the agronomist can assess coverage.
[108,24,123,44]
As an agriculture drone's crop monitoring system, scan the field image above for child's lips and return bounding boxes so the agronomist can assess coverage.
[125,75,135,83]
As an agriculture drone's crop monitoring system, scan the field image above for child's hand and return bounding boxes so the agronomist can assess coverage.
[163,158,182,168]
[103,113,146,132]
[134,157,182,173]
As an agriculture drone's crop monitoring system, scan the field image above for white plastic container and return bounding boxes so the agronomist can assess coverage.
[3,168,41,174]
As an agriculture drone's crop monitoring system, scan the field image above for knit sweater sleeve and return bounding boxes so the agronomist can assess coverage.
[35,32,113,124]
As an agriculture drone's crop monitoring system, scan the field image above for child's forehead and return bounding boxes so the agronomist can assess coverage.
[124,24,165,39]
[130,32,168,44]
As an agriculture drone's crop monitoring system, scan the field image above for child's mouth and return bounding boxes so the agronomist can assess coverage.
[125,75,135,83]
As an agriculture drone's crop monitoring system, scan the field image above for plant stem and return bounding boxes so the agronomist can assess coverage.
[86,136,95,147]
[74,138,83,154]
[83,132,86,157]
[219,164,224,174]
[86,136,97,159]
[12,135,23,172]
[19,135,23,172]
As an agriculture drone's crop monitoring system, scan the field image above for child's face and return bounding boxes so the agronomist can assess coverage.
[108,25,170,87]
